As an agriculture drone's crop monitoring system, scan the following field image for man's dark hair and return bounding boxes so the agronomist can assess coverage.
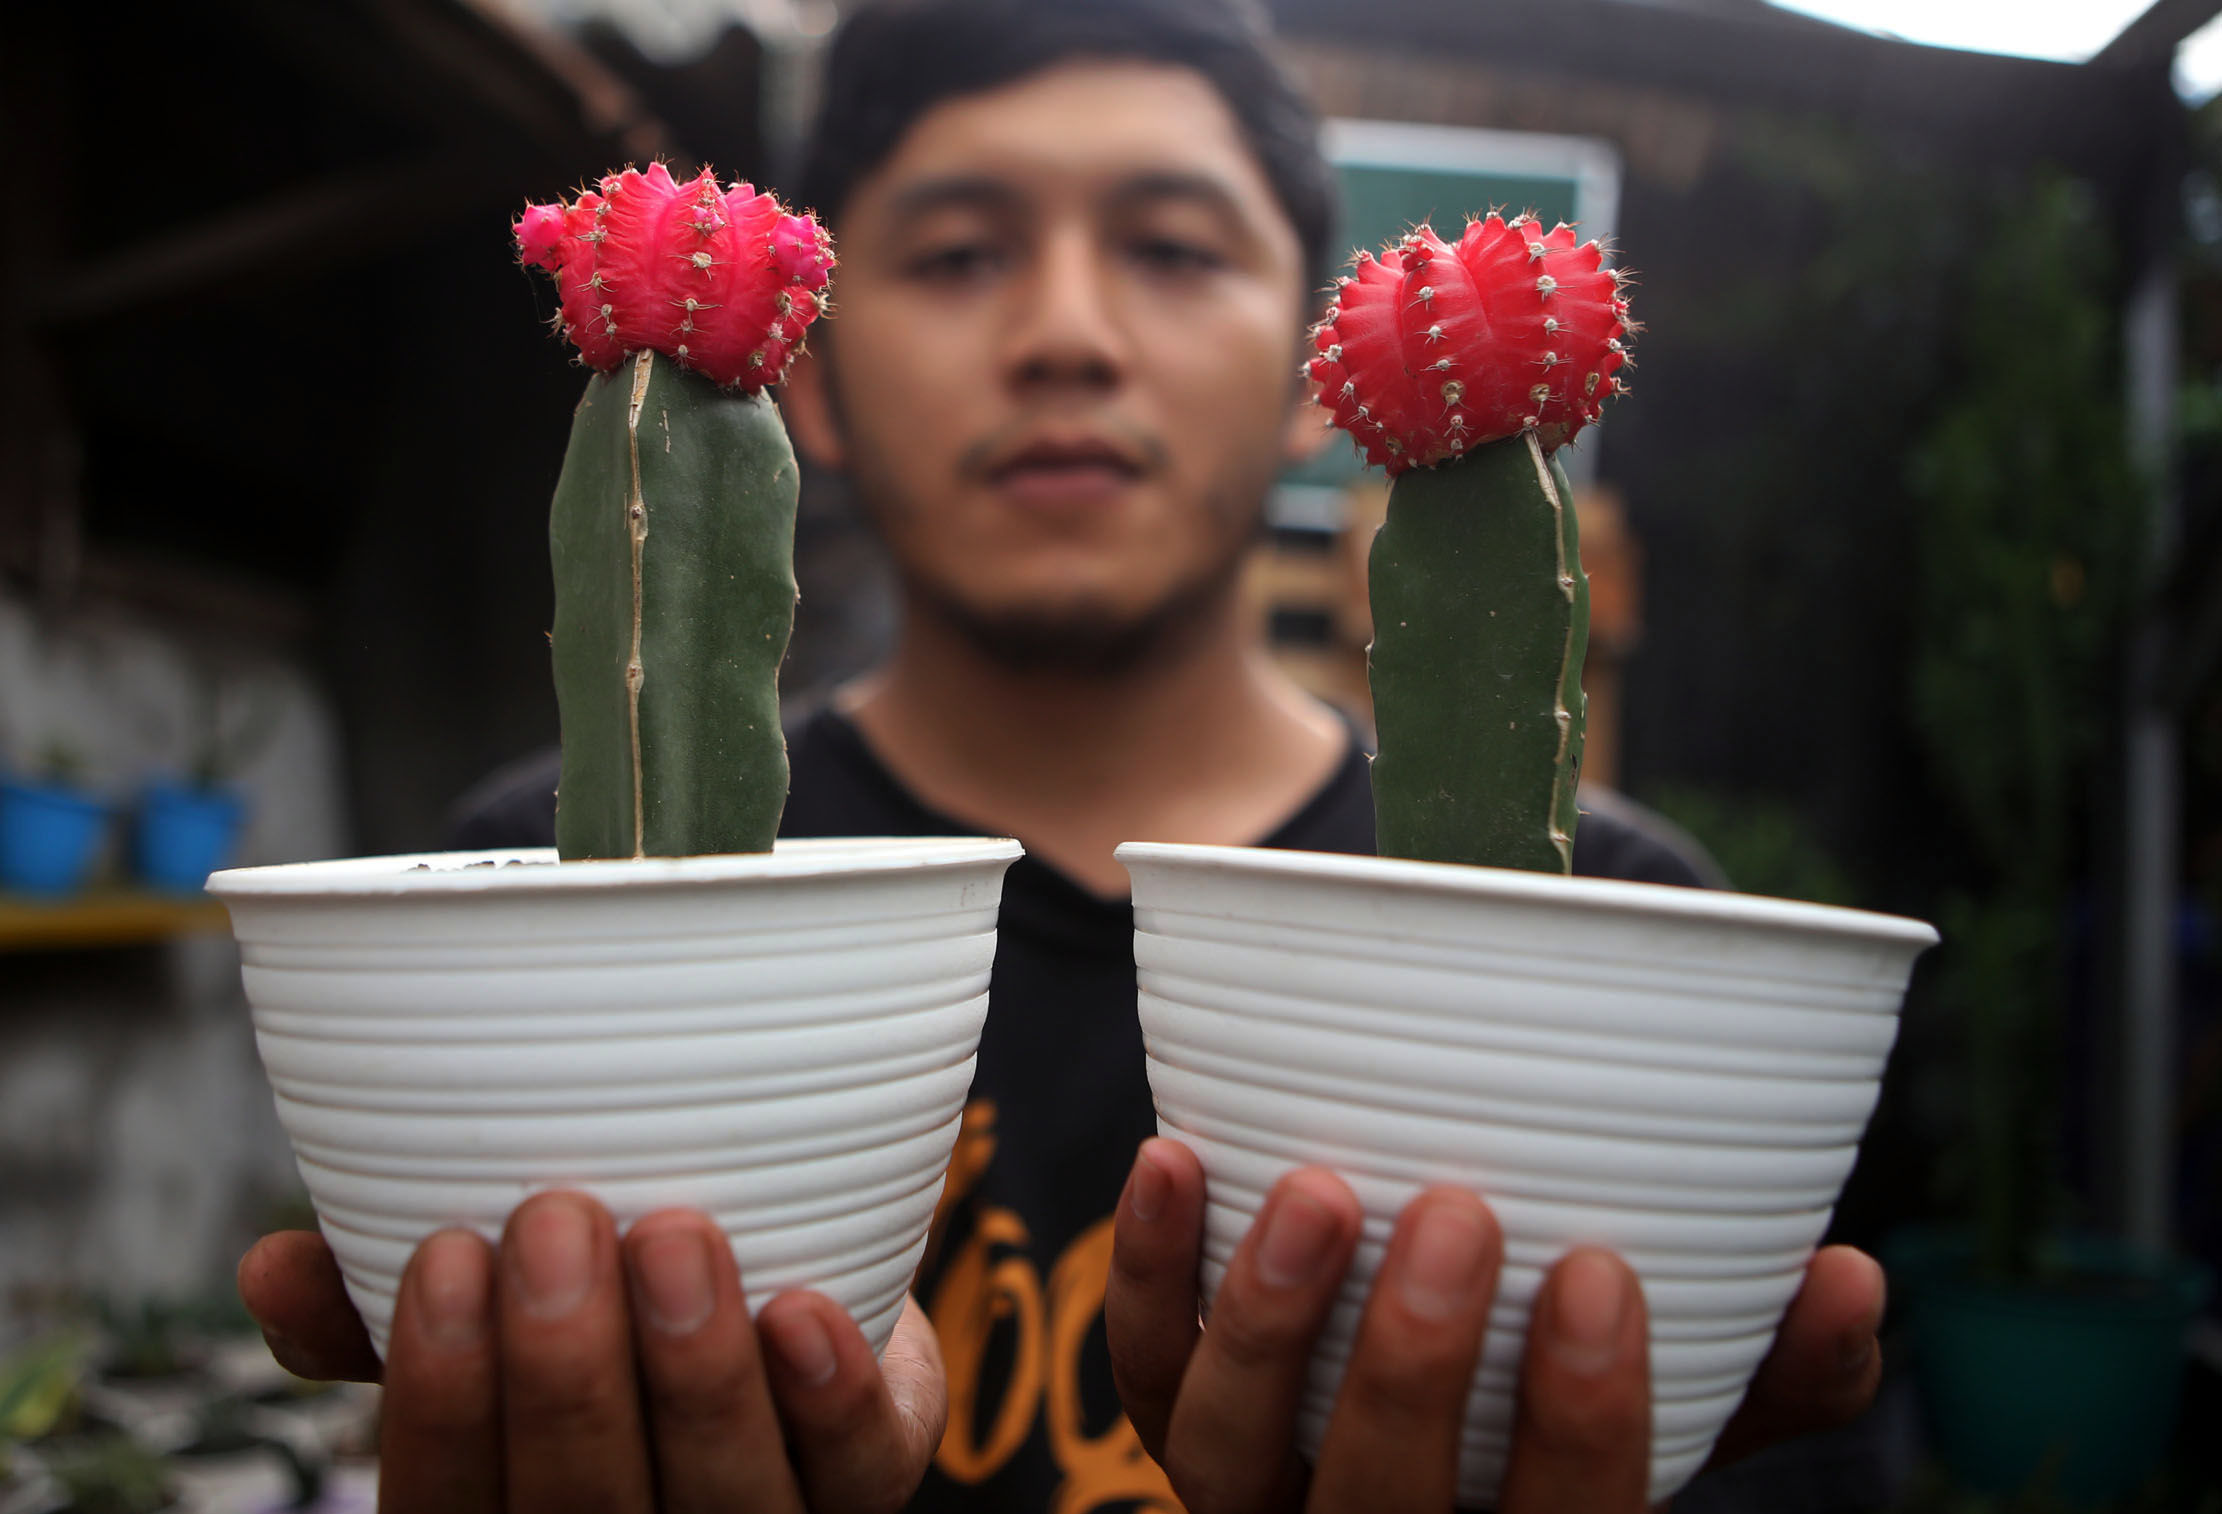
[794,0,1337,292]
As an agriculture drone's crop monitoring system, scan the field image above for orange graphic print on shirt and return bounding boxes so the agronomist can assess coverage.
[927,1099,1182,1514]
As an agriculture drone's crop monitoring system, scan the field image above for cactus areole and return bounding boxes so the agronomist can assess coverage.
[517,164,834,860]
[1311,215,1636,874]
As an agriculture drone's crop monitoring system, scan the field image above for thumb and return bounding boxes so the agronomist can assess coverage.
[880,1294,949,1470]
[237,1230,383,1384]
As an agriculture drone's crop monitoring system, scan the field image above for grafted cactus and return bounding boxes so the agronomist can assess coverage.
[1309,215,1636,872]
[517,164,834,859]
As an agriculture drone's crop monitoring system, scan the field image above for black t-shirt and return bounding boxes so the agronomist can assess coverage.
[448,707,1713,1514]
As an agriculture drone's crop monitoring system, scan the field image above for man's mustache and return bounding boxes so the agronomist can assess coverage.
[956,416,1171,481]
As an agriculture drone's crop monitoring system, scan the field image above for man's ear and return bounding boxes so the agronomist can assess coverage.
[1281,383,1335,468]
[780,346,846,470]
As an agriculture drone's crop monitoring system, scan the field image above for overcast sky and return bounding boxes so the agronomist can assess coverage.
[1762,0,2144,59]
[1762,0,2222,99]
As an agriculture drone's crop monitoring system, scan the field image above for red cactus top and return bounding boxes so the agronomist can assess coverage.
[1308,215,1634,475]
[516,163,835,392]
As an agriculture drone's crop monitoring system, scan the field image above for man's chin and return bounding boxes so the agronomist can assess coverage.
[913,583,1227,678]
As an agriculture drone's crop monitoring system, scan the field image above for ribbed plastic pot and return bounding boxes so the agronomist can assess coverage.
[210,837,1022,1359]
[1118,842,1937,1508]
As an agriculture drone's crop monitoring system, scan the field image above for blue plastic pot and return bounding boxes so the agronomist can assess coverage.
[136,783,247,893]
[1889,1228,2213,1505]
[0,778,110,896]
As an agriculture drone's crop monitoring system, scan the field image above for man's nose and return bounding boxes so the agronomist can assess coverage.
[1006,229,1128,393]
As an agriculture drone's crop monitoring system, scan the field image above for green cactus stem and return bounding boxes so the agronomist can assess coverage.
[548,348,798,859]
[1368,431,1589,873]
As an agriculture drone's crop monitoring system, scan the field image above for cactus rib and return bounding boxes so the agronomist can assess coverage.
[625,349,652,857]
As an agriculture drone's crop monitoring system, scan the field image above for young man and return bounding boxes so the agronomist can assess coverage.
[240,2,1888,1510]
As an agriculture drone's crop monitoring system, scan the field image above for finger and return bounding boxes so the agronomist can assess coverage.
[623,1211,805,1514]
[1705,1244,1885,1469]
[760,1289,943,1514]
[1162,1166,1361,1514]
[1307,1188,1502,1514]
[1498,1247,1652,1514]
[1104,1138,1205,1463]
[497,1191,655,1512]
[236,1230,382,1384]
[376,1229,503,1513]
[878,1295,951,1480]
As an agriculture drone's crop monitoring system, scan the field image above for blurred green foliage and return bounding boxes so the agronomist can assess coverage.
[1906,176,2143,1280]
[95,1293,255,1381]
[0,1332,89,1446]
[1645,784,1859,905]
[42,1434,176,1514]
[1909,179,2140,891]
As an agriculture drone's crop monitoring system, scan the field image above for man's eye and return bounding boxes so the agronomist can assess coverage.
[1130,238,1223,274]
[907,244,1004,282]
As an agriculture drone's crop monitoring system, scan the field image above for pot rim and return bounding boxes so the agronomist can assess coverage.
[1116,841,1938,951]
[210,835,1023,899]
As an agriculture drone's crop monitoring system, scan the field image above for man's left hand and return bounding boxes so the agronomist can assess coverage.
[1104,1138,1885,1513]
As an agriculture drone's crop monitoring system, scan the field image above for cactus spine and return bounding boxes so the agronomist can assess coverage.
[547,350,797,859]
[1368,434,1588,871]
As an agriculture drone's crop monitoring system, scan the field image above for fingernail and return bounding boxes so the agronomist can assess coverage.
[417,1230,490,1350]
[511,1197,595,1319]
[762,1305,838,1387]
[1549,1249,1628,1378]
[633,1228,716,1337]
[1257,1188,1338,1290]
[1129,1146,1170,1224]
[1400,1202,1490,1321]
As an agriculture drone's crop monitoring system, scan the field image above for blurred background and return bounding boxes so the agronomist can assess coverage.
[2,0,2219,1508]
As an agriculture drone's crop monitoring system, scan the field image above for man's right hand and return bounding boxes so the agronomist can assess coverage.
[1104,1138,1653,1513]
[237,1191,946,1513]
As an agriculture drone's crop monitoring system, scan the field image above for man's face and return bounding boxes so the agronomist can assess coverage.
[784,59,1317,671]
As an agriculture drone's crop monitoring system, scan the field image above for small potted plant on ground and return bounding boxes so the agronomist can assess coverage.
[209,164,1021,1358]
[1118,214,1937,1505]
[134,672,281,894]
[0,739,110,897]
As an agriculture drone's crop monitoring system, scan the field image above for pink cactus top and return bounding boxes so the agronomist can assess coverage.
[1308,214,1635,474]
[517,163,835,391]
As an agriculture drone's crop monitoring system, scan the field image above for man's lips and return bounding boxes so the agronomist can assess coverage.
[987,437,1145,481]
[984,437,1147,505]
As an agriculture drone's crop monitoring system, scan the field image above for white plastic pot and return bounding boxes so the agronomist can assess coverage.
[212,837,1022,1359]
[1119,842,1936,1507]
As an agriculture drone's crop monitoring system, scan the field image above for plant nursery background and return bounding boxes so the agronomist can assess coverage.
[1,0,2218,1510]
